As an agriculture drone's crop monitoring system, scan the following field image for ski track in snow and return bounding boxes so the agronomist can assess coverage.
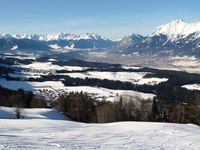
[0,107,200,150]
[0,119,199,150]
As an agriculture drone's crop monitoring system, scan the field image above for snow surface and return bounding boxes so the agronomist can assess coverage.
[182,84,200,91]
[49,44,61,49]
[0,107,199,150]
[151,19,200,41]
[19,62,88,71]
[0,79,64,92]
[121,65,142,70]
[11,45,18,51]
[48,58,58,62]
[0,107,67,120]
[49,44,76,51]
[60,71,168,85]
[63,86,155,101]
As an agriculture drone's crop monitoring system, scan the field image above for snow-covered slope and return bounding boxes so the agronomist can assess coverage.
[116,19,200,56]
[151,19,200,40]
[182,84,200,91]
[0,107,67,120]
[0,109,199,149]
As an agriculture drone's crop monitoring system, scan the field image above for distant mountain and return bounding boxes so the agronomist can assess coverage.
[45,33,114,50]
[1,20,200,56]
[0,33,114,51]
[115,20,200,57]
[10,33,108,41]
[150,19,200,40]
[0,36,51,51]
[114,34,144,50]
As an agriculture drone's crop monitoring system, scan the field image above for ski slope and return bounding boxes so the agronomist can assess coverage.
[0,107,200,150]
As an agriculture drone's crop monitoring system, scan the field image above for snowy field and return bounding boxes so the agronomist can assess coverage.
[58,71,168,85]
[0,107,200,150]
[182,84,200,91]
[0,78,155,101]
[63,86,155,101]
[19,62,89,71]
[0,107,67,120]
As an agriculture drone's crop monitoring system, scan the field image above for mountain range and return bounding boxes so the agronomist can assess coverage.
[0,33,114,51]
[1,19,200,56]
[115,19,200,57]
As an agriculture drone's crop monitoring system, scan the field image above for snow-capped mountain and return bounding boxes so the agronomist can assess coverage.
[43,33,113,50]
[116,20,200,57]
[10,33,108,41]
[1,20,200,56]
[150,19,200,40]
[0,33,113,51]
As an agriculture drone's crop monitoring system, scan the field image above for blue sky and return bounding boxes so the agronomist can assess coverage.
[0,0,200,39]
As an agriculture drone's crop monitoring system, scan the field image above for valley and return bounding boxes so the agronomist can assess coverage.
[0,5,200,149]
[1,52,200,103]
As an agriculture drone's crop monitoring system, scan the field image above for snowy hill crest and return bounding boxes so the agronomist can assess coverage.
[150,19,200,40]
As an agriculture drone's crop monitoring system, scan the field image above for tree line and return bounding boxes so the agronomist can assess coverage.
[0,86,199,125]
[56,92,200,125]
[0,87,47,118]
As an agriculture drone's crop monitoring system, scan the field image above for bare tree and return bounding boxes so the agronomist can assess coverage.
[15,105,23,119]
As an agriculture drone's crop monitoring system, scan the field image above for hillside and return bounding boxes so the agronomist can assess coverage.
[0,106,199,149]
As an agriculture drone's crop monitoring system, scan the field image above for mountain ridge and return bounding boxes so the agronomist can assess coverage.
[0,33,114,51]
[0,33,108,41]
[115,20,200,57]
[150,19,200,40]
[1,19,200,56]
